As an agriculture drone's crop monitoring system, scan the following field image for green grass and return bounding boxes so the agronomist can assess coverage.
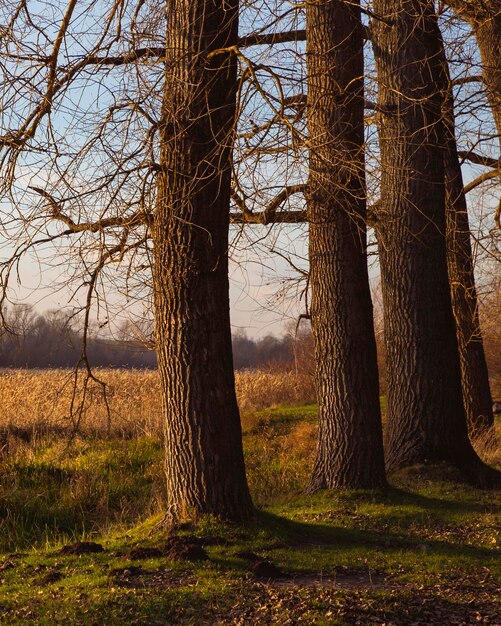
[0,404,500,625]
[0,437,165,551]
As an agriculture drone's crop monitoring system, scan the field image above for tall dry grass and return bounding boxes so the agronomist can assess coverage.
[0,368,315,440]
[236,369,315,412]
[0,369,161,439]
[1,367,498,470]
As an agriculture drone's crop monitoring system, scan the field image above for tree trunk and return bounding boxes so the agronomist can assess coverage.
[307,0,386,490]
[476,15,501,136]
[443,2,501,232]
[444,1,501,135]
[372,0,500,487]
[152,0,253,521]
[441,43,495,439]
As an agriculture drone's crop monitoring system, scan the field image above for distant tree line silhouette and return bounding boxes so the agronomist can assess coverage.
[3,303,499,403]
[0,305,156,368]
[231,330,294,369]
[0,306,294,370]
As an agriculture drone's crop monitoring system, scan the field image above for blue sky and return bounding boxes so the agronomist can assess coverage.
[0,0,498,339]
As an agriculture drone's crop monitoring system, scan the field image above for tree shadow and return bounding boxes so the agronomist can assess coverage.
[242,505,499,564]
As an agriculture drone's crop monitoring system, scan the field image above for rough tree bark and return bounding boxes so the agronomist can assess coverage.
[441,3,500,434]
[476,10,501,136]
[152,0,253,521]
[371,0,500,486]
[444,1,501,134]
[440,35,495,439]
[307,0,386,490]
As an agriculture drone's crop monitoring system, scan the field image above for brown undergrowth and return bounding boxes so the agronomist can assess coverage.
[0,368,315,441]
[0,378,500,624]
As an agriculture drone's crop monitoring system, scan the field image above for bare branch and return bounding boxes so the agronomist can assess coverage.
[29,186,151,231]
[452,74,483,86]
[238,30,306,48]
[71,46,167,67]
[458,151,500,169]
[230,185,307,224]
[464,169,501,194]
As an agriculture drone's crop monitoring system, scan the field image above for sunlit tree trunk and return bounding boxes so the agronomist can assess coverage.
[307,0,386,490]
[440,39,495,439]
[152,0,253,521]
[444,1,501,135]
[372,0,500,486]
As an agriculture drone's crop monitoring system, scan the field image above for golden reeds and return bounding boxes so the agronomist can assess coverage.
[1,368,498,469]
[0,368,315,438]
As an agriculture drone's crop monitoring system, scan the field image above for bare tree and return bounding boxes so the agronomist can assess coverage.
[443,1,501,135]
[441,1,500,240]
[440,32,495,439]
[371,0,499,485]
[0,0,253,521]
[152,0,256,522]
[306,0,386,490]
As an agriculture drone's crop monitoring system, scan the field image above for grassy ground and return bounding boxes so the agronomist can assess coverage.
[0,404,500,625]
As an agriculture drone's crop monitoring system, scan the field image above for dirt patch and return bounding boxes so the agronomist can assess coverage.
[122,535,224,562]
[109,565,145,588]
[126,546,164,560]
[272,566,392,591]
[59,541,104,555]
[37,570,64,586]
[163,536,209,562]
[110,565,144,580]
[251,560,289,580]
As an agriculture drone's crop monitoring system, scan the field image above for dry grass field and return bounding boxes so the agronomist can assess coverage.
[1,367,498,469]
[0,368,500,624]
[0,368,316,439]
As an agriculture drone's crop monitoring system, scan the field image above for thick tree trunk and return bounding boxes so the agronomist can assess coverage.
[152,0,253,521]
[476,15,501,136]
[307,0,386,490]
[444,1,501,135]
[441,50,495,439]
[372,0,500,486]
[443,2,501,233]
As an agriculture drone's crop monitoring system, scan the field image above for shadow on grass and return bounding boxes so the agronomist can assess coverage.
[242,510,499,563]
[342,484,493,515]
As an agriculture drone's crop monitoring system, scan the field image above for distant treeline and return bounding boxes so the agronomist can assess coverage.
[232,330,294,369]
[0,307,157,369]
[0,306,296,370]
[2,303,499,396]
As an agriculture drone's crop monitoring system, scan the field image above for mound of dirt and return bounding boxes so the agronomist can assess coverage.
[59,541,104,555]
[38,570,64,586]
[126,547,164,560]
[163,537,209,562]
[251,559,289,580]
[110,565,144,578]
